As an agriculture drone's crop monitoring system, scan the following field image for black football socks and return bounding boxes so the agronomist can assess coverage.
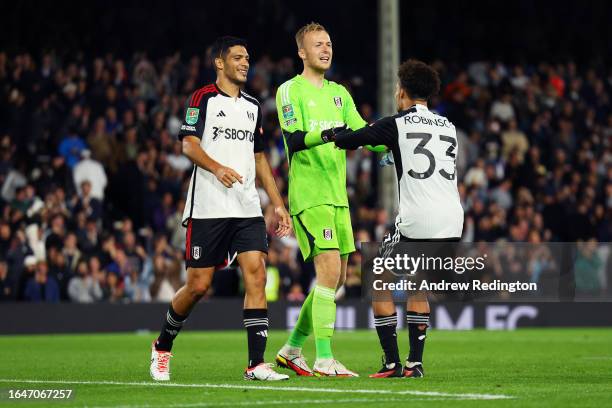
[155,304,188,352]
[244,309,269,368]
[374,313,400,365]
[406,311,429,365]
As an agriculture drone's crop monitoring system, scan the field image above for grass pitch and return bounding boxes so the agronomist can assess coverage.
[0,328,611,407]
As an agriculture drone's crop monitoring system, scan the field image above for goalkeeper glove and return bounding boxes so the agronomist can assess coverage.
[321,125,347,143]
[365,144,388,153]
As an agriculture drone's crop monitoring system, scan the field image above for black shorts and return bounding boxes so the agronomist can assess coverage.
[185,217,268,268]
[379,224,460,277]
[380,223,461,257]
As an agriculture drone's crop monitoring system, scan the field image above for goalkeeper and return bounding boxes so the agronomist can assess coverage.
[274,22,384,377]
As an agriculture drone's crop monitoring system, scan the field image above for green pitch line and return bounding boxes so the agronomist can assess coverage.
[0,329,611,408]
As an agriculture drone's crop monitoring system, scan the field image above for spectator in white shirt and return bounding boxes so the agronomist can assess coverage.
[73,149,107,201]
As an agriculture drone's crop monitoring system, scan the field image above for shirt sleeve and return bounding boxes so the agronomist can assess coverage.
[276,82,314,155]
[342,87,367,131]
[253,106,265,153]
[335,115,398,150]
[177,91,207,141]
[276,82,305,133]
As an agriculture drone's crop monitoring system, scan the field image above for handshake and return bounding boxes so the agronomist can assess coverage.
[320,125,349,143]
[319,125,391,165]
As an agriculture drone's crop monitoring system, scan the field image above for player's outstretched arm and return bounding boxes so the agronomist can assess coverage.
[182,136,243,188]
[335,116,397,150]
[254,152,292,237]
[339,85,387,153]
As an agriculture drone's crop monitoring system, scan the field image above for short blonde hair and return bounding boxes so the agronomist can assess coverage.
[295,22,327,49]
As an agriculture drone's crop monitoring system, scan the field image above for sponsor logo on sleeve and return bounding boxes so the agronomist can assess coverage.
[334,96,343,108]
[282,104,294,119]
[181,125,197,132]
[284,118,297,127]
[186,108,200,125]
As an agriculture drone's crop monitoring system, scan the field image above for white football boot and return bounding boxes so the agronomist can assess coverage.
[313,358,359,377]
[276,345,314,376]
[150,343,172,381]
[244,363,290,381]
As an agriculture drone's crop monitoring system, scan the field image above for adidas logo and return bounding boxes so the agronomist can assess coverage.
[217,110,226,117]
[256,330,268,337]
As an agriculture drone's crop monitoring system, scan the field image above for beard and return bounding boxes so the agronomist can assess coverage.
[227,71,247,86]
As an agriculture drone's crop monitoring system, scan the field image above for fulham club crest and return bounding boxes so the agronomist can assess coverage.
[192,246,202,260]
[333,96,342,108]
[323,228,333,241]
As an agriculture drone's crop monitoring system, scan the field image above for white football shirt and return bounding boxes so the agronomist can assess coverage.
[178,84,264,223]
[335,104,464,239]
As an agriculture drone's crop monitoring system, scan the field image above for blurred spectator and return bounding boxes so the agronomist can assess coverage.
[73,149,108,200]
[62,232,82,272]
[149,255,181,302]
[68,259,103,303]
[148,234,181,302]
[501,119,529,163]
[105,272,125,303]
[265,248,282,302]
[17,256,37,300]
[0,261,14,301]
[286,283,306,302]
[78,218,101,256]
[344,253,362,298]
[490,94,516,123]
[464,158,487,189]
[575,240,604,294]
[0,221,12,255]
[24,261,60,302]
[73,181,102,221]
[58,130,87,169]
[89,256,108,300]
[47,249,71,300]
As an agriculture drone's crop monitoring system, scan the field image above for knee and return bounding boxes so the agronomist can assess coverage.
[187,275,212,298]
[245,266,267,291]
[372,301,396,316]
[317,268,341,289]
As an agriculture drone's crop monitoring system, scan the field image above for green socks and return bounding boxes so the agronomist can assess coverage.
[312,285,336,359]
[287,290,314,348]
[286,285,337,360]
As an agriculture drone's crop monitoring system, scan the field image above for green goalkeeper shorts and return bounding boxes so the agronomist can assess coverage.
[292,205,356,262]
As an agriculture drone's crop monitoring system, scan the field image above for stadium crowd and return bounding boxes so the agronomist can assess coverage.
[0,50,610,303]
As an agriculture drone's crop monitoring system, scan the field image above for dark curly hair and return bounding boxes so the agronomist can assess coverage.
[397,59,441,101]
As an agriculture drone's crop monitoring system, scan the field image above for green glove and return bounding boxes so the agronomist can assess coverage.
[365,144,388,153]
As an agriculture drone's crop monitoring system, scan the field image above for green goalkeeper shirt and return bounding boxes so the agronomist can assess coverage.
[276,74,366,215]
